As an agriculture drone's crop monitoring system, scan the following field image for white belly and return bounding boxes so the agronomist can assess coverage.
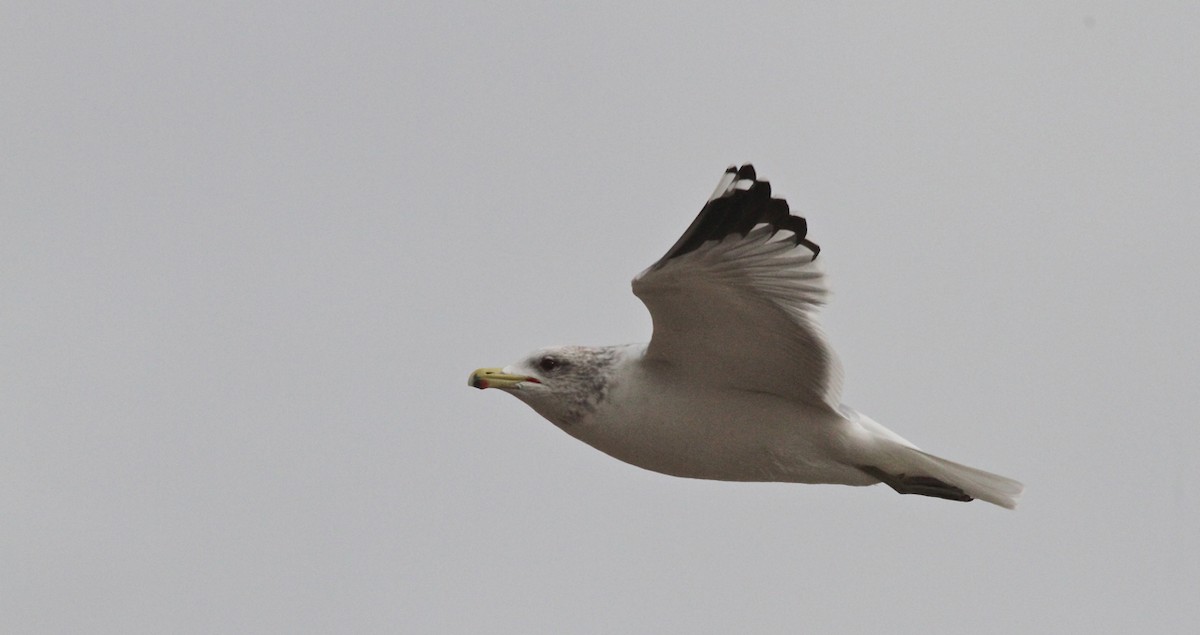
[560,363,874,486]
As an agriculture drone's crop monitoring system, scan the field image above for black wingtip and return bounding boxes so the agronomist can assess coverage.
[653,164,819,267]
[859,466,975,503]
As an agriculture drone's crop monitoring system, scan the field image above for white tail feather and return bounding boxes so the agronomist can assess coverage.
[903,447,1024,509]
[845,407,1023,509]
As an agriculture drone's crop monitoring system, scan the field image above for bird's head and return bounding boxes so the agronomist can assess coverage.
[469,345,621,427]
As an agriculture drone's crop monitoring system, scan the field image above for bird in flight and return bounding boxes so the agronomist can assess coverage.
[470,165,1022,508]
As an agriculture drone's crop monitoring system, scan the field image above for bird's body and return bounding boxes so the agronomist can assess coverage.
[471,165,1023,508]
[554,344,867,486]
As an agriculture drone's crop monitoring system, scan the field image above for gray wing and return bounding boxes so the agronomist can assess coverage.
[631,165,843,410]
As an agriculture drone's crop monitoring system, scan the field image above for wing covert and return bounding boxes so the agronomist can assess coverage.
[632,165,843,409]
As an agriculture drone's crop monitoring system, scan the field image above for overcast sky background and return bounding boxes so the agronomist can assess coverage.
[3,2,1198,633]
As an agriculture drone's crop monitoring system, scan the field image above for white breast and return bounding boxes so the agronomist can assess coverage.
[562,358,872,485]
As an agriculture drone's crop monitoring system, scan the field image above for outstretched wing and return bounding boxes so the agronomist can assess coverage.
[631,165,843,409]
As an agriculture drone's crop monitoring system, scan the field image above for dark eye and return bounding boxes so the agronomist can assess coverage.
[539,356,560,372]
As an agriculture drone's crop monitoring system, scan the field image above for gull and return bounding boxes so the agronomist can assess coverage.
[470,165,1023,508]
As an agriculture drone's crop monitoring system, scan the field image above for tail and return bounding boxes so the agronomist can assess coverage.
[862,445,1024,509]
[841,406,1024,508]
[908,448,1023,509]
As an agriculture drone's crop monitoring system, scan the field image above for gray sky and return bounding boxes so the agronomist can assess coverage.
[3,2,1198,633]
